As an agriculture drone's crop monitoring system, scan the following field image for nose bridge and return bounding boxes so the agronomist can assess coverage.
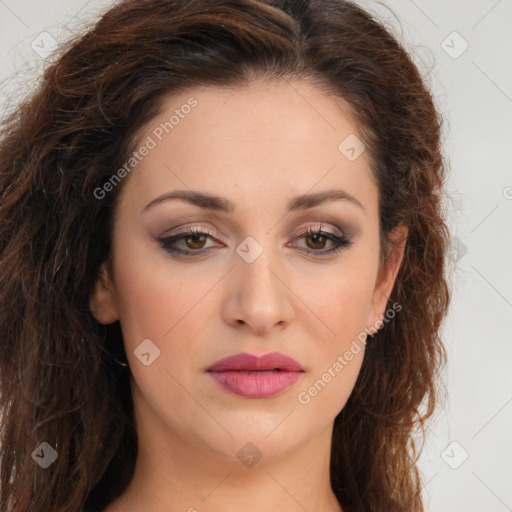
[226,234,294,333]
[237,237,282,303]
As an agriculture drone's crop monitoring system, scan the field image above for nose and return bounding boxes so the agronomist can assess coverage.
[221,245,295,336]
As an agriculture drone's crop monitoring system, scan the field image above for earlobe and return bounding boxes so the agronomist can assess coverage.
[89,261,119,325]
[367,224,408,333]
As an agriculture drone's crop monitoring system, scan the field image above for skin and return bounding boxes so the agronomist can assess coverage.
[90,80,408,512]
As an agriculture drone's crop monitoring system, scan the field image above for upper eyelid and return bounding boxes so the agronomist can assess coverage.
[160,222,346,238]
[297,223,344,235]
[159,225,348,247]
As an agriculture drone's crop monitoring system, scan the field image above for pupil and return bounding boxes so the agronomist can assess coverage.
[307,234,325,249]
[186,234,205,248]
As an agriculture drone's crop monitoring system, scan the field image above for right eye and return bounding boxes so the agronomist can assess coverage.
[158,227,222,255]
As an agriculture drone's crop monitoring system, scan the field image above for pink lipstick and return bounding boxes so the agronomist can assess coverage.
[207,352,304,399]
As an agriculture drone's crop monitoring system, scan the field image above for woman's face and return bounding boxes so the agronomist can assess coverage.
[90,80,406,466]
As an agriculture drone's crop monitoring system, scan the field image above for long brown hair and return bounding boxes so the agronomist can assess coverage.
[0,1,450,510]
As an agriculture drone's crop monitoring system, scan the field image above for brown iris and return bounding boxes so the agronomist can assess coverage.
[305,233,327,250]
[184,234,207,249]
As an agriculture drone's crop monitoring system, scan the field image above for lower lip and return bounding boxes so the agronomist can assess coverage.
[208,370,304,398]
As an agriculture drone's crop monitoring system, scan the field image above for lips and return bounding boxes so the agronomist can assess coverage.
[207,352,305,399]
[207,352,304,372]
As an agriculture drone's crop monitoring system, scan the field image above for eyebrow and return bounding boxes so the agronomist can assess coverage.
[141,189,365,214]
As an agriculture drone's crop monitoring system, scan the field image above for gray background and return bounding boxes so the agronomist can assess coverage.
[1,1,511,510]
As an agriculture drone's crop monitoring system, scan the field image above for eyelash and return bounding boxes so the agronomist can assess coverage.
[158,225,353,256]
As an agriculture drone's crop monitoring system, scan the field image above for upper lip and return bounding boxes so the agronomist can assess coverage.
[207,352,304,372]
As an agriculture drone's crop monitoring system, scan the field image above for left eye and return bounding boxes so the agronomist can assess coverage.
[299,232,337,250]
[293,227,353,254]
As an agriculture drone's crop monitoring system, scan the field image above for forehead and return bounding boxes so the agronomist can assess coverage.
[117,80,378,220]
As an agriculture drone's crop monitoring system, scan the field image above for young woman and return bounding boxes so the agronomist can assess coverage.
[0,1,450,511]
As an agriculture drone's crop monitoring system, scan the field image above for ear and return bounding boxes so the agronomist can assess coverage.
[366,223,408,334]
[89,261,119,324]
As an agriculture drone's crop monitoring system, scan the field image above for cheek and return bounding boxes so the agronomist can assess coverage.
[111,242,221,376]
[296,255,378,343]
[113,264,175,341]
[293,267,373,416]
[289,252,377,414]
[296,348,364,423]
